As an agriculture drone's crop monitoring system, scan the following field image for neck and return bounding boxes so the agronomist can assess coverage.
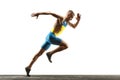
[64,17,70,22]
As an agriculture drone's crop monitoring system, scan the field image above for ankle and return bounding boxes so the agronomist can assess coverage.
[26,66,31,70]
[47,52,52,55]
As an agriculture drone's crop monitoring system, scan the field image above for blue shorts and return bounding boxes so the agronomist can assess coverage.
[41,32,62,50]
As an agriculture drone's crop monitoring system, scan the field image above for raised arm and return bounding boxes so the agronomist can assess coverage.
[68,13,81,28]
[31,12,63,20]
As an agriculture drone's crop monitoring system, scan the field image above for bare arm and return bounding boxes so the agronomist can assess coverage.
[68,13,81,28]
[31,12,63,20]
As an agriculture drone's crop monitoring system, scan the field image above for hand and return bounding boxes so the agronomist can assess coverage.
[31,13,39,19]
[76,13,81,21]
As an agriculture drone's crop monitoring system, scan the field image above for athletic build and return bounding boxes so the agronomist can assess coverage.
[25,10,81,77]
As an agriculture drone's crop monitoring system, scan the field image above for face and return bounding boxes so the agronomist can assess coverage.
[66,11,74,20]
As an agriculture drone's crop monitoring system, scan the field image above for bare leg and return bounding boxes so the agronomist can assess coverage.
[25,48,45,76]
[27,48,45,69]
[46,41,68,63]
[50,41,68,54]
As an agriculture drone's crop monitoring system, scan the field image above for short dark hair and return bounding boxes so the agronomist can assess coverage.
[68,10,75,15]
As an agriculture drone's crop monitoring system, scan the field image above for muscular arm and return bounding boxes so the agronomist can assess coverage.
[68,13,81,28]
[31,12,63,20]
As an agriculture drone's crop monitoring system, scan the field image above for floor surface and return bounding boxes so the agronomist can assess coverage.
[0,75,120,80]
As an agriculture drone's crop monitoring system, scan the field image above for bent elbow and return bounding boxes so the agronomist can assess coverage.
[73,25,77,29]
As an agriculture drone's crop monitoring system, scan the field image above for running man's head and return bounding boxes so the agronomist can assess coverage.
[66,10,75,21]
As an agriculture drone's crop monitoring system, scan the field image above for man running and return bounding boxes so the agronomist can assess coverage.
[25,10,81,77]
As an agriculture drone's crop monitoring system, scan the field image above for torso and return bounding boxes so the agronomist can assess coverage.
[51,18,67,36]
[53,19,62,33]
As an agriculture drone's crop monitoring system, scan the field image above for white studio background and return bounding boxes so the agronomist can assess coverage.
[0,0,120,75]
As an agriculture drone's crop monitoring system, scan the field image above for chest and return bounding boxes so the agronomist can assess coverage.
[55,19,67,27]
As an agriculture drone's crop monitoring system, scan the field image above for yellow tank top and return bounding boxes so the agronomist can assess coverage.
[51,20,67,36]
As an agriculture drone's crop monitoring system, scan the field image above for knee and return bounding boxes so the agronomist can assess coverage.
[61,44,68,49]
[60,41,68,49]
[64,44,68,49]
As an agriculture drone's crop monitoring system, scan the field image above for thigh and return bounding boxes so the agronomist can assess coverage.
[41,41,51,50]
[47,32,62,45]
[50,36,62,45]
